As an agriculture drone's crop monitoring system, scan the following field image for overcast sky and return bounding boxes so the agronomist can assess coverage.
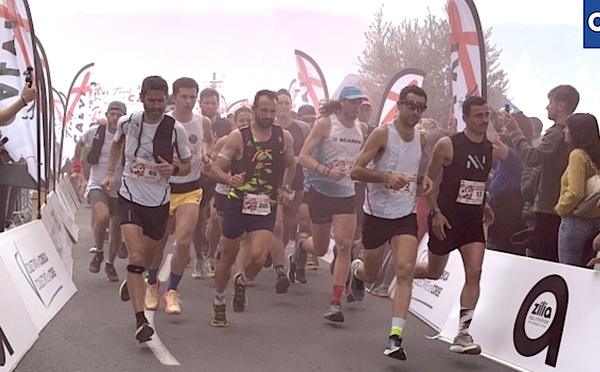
[29,0,599,127]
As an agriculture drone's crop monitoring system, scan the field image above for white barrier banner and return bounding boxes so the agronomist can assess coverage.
[55,181,77,221]
[408,233,465,331]
[444,250,600,372]
[0,221,77,332]
[40,203,74,276]
[46,192,78,241]
[0,258,38,372]
[60,175,82,209]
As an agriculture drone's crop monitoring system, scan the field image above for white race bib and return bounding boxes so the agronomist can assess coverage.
[128,158,162,182]
[242,193,272,216]
[456,179,486,205]
[385,174,417,195]
[333,159,353,174]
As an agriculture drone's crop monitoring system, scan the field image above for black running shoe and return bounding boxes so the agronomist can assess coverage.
[135,322,154,343]
[105,262,119,282]
[349,259,365,301]
[89,252,103,273]
[322,302,344,322]
[384,335,407,360]
[232,273,247,313]
[287,254,296,283]
[275,271,290,294]
[119,279,130,302]
[210,303,229,327]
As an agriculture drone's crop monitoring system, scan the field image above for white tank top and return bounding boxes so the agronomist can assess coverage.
[170,113,204,184]
[363,124,421,219]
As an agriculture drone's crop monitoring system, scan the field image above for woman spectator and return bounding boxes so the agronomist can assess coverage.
[555,113,600,267]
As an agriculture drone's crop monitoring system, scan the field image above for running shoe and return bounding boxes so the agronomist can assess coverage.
[135,322,154,343]
[369,285,390,298]
[144,283,160,311]
[89,252,103,273]
[210,303,229,327]
[104,262,119,282]
[203,256,215,279]
[287,254,297,283]
[232,273,247,313]
[449,332,481,355]
[384,335,407,360]
[306,252,320,270]
[293,233,308,273]
[117,242,128,259]
[191,257,204,279]
[349,259,365,301]
[322,302,344,322]
[164,290,182,315]
[119,279,130,302]
[275,271,290,294]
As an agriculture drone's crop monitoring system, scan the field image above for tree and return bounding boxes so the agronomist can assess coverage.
[359,6,509,127]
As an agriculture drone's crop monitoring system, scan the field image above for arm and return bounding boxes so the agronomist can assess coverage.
[298,116,330,172]
[211,130,243,186]
[555,150,587,216]
[521,165,540,203]
[0,84,36,126]
[504,113,562,167]
[425,137,453,240]
[350,126,396,184]
[281,131,296,188]
[202,116,214,155]
[101,139,125,193]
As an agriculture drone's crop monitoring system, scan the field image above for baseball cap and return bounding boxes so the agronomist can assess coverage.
[107,101,127,115]
[339,85,367,101]
[297,104,316,117]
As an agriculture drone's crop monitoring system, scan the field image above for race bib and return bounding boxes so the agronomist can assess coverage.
[128,158,162,182]
[385,174,417,195]
[242,193,272,216]
[456,180,486,205]
[333,159,353,174]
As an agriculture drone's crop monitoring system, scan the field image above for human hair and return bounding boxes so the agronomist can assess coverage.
[513,112,534,145]
[276,89,291,99]
[199,88,219,103]
[172,77,199,96]
[399,85,427,102]
[319,100,342,116]
[252,89,278,109]
[566,113,600,165]
[548,85,579,115]
[234,105,253,121]
[529,117,544,135]
[141,75,168,95]
[462,96,487,116]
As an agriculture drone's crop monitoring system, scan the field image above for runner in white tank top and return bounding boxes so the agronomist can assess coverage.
[349,85,432,360]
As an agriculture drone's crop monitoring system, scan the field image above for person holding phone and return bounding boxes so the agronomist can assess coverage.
[0,72,37,126]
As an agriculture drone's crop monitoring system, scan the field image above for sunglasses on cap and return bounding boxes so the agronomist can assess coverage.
[400,100,427,113]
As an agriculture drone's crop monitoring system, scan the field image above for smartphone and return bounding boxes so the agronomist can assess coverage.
[504,104,510,114]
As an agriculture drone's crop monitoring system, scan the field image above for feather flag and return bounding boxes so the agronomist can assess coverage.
[294,49,329,108]
[375,69,426,126]
[448,0,486,132]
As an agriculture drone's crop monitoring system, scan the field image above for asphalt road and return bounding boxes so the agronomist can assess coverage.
[16,207,514,372]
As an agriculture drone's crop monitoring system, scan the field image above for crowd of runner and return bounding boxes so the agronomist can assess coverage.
[69,75,598,361]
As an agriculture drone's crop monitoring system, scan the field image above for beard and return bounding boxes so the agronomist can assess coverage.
[257,118,274,128]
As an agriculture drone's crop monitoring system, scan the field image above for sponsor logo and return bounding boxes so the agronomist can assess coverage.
[584,0,600,48]
[513,275,568,367]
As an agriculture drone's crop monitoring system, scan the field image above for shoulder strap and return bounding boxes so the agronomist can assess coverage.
[152,115,176,163]
[86,125,107,165]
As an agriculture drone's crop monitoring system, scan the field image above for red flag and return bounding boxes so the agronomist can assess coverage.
[375,69,426,126]
[294,49,329,109]
[448,0,486,132]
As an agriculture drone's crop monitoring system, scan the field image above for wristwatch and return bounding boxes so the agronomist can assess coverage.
[429,207,441,217]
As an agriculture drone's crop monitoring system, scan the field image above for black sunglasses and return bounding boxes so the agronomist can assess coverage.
[400,100,427,113]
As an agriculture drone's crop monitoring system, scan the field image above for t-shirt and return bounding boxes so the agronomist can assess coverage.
[115,113,191,207]
[82,125,122,198]
[169,113,204,185]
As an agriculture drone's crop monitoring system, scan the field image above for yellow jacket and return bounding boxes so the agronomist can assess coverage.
[555,149,600,218]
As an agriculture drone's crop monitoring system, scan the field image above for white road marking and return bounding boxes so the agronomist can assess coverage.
[144,253,181,366]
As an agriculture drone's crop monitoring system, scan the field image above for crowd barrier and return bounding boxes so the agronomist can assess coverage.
[393,233,600,372]
[0,178,79,372]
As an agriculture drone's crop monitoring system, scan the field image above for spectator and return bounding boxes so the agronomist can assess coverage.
[0,79,36,126]
[504,85,579,262]
[554,113,600,267]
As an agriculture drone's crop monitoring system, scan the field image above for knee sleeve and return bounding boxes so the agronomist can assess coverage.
[127,264,145,274]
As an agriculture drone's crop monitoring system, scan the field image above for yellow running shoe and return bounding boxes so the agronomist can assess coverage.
[144,283,160,311]
[164,289,182,315]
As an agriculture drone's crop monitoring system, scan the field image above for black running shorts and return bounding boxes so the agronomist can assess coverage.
[213,192,227,217]
[306,187,355,224]
[427,213,485,256]
[221,197,276,239]
[362,213,418,250]
[118,196,169,241]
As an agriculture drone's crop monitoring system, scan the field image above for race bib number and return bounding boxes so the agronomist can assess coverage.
[456,180,486,205]
[385,174,417,195]
[333,159,353,174]
[242,193,271,216]
[128,158,161,182]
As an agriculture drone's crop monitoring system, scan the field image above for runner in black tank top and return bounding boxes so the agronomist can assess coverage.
[413,96,496,356]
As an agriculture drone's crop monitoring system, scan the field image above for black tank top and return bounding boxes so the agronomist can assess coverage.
[286,121,308,191]
[229,125,285,201]
[438,132,493,220]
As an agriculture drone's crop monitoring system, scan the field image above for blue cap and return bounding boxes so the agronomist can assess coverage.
[339,85,366,101]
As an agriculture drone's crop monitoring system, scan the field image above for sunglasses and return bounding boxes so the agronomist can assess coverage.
[400,100,427,113]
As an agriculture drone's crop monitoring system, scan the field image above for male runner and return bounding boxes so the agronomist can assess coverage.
[349,85,432,359]
[145,77,213,314]
[71,101,127,282]
[101,76,191,342]
[413,96,496,354]
[209,89,295,327]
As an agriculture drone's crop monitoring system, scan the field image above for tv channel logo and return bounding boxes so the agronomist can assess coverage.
[585,0,600,48]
